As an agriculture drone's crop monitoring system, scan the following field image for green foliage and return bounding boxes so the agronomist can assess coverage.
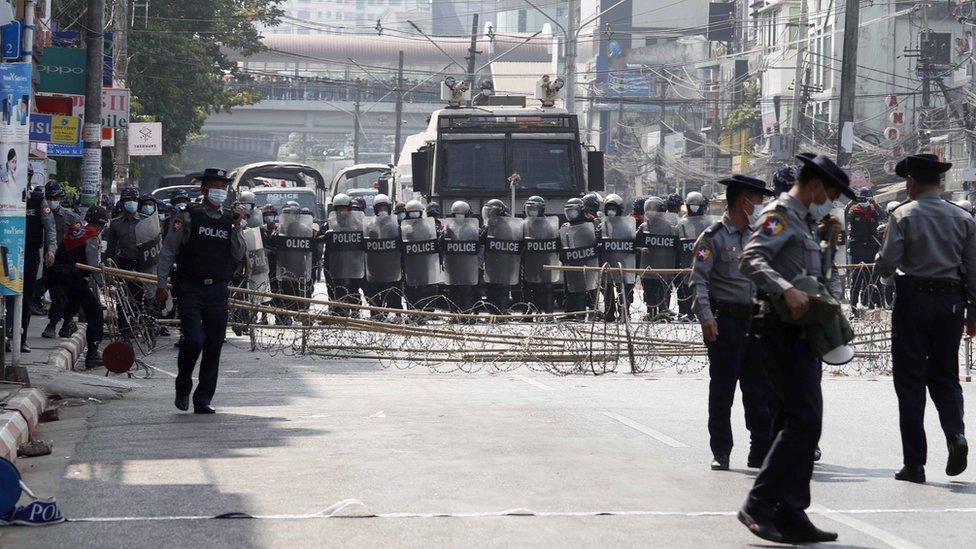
[724,83,761,134]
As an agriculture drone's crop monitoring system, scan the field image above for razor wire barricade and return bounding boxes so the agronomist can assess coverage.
[74,261,938,378]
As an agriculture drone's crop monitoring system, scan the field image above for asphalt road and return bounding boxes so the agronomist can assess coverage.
[6,331,976,548]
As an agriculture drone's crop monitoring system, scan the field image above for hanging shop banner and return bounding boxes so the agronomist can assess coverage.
[51,31,113,86]
[0,62,31,296]
[101,88,129,129]
[128,122,162,156]
[29,113,80,145]
[37,47,86,95]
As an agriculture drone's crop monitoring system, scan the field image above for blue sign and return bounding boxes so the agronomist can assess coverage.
[46,142,83,157]
[29,113,52,142]
[1,21,22,61]
[29,113,80,145]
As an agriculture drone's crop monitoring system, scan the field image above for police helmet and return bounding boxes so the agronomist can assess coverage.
[644,196,667,214]
[524,195,545,217]
[685,191,707,216]
[285,200,300,209]
[405,199,424,219]
[604,193,624,216]
[332,193,352,208]
[885,201,900,214]
[394,202,406,215]
[262,204,278,218]
[772,165,797,194]
[139,193,155,204]
[120,187,139,201]
[450,200,471,217]
[85,205,110,225]
[171,189,189,202]
[300,207,313,216]
[666,193,683,213]
[351,196,366,212]
[45,180,64,198]
[632,196,645,215]
[426,202,442,218]
[239,191,256,205]
[564,197,584,220]
[857,187,872,201]
[373,193,393,214]
[482,198,508,219]
[581,192,602,215]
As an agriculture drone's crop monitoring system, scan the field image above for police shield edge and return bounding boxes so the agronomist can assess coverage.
[326,210,366,280]
[365,214,402,283]
[243,227,271,303]
[442,216,480,286]
[523,216,561,284]
[559,222,599,292]
[401,217,440,287]
[483,216,524,286]
[134,212,163,273]
[601,216,637,284]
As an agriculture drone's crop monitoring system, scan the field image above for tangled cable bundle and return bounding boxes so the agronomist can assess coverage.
[78,263,929,377]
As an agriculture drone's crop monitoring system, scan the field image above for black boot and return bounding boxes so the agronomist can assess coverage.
[41,322,57,339]
[84,345,103,370]
[59,321,77,338]
[947,434,968,477]
[895,464,926,484]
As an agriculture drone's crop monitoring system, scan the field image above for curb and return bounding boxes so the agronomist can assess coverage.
[0,388,49,461]
[45,327,88,372]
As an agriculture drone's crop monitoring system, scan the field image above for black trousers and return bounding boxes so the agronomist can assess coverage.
[484,283,512,314]
[706,314,773,458]
[747,320,822,515]
[449,285,476,313]
[46,266,74,326]
[368,281,403,311]
[564,290,595,314]
[523,282,553,314]
[56,272,103,347]
[404,284,437,310]
[176,279,229,406]
[892,281,966,466]
[676,277,695,317]
[603,281,634,321]
[5,247,40,340]
[642,277,672,315]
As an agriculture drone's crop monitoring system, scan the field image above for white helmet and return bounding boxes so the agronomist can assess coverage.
[405,199,424,219]
[886,201,900,214]
[332,193,351,208]
[373,193,392,215]
[451,200,471,216]
[685,191,707,216]
[603,193,624,217]
[239,191,256,205]
[644,196,667,214]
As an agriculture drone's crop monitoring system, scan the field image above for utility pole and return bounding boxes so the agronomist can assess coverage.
[82,0,105,207]
[353,81,362,163]
[394,50,404,165]
[466,13,480,94]
[790,0,809,156]
[835,0,861,167]
[565,0,579,113]
[112,0,130,188]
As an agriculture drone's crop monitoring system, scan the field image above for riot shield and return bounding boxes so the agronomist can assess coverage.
[134,213,162,273]
[601,216,637,284]
[559,223,599,293]
[483,217,524,286]
[326,210,366,280]
[401,217,439,287]
[364,215,402,283]
[271,212,315,280]
[523,216,561,284]
[442,217,480,286]
[243,227,271,303]
[638,217,679,276]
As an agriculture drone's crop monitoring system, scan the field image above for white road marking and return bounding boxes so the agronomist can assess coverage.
[517,376,554,391]
[601,411,689,448]
[812,504,925,549]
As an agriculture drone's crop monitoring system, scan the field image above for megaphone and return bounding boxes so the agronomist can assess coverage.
[821,344,854,366]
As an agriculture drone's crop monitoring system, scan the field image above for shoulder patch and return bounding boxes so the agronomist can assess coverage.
[703,221,723,236]
[760,211,787,237]
[694,237,712,263]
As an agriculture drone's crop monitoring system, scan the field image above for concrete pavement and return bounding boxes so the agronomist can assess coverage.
[4,331,976,548]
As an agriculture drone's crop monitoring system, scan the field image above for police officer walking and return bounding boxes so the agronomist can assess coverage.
[6,184,56,352]
[41,181,82,339]
[736,153,856,543]
[106,187,148,341]
[156,168,247,414]
[690,175,774,471]
[875,153,976,484]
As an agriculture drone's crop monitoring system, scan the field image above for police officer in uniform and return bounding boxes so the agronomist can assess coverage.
[600,194,636,321]
[875,153,976,484]
[481,199,521,315]
[560,198,599,314]
[6,185,56,352]
[364,194,403,315]
[156,168,247,414]
[690,175,774,471]
[442,200,479,315]
[51,206,109,369]
[260,205,281,321]
[737,153,856,544]
[106,187,149,341]
[637,196,679,319]
[677,192,711,319]
[42,181,82,339]
[521,196,557,315]
[631,196,645,227]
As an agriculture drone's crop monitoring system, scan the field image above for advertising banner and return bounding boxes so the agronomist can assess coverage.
[37,47,86,95]
[101,88,129,128]
[128,122,162,156]
[29,113,80,144]
[0,63,31,296]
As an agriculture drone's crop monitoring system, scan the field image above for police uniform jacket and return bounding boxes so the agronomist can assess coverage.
[105,214,142,263]
[690,214,756,322]
[52,207,82,250]
[156,204,246,290]
[740,193,824,297]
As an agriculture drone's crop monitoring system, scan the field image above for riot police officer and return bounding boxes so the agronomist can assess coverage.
[51,206,109,369]
[690,175,774,471]
[6,185,56,352]
[481,199,522,315]
[876,153,976,484]
[401,200,439,313]
[324,194,366,315]
[666,193,683,224]
[522,196,559,315]
[846,187,883,312]
[106,187,157,341]
[260,204,281,319]
[273,204,315,322]
[155,168,247,414]
[41,180,82,339]
[560,198,599,315]
[631,196,645,226]
[676,191,711,319]
[237,191,261,229]
[600,194,636,321]
[364,194,403,316]
[441,200,479,315]
[637,196,679,319]
[737,153,856,544]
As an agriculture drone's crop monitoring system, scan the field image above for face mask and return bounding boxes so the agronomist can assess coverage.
[527,209,539,217]
[566,210,580,220]
[140,205,156,216]
[123,201,138,214]
[397,212,406,222]
[809,185,832,220]
[406,211,421,219]
[208,189,228,206]
[747,202,763,225]
[48,200,60,210]
[376,210,389,218]
[606,210,617,217]
[243,204,255,213]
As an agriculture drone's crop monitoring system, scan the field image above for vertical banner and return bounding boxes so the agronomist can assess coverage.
[0,63,31,296]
